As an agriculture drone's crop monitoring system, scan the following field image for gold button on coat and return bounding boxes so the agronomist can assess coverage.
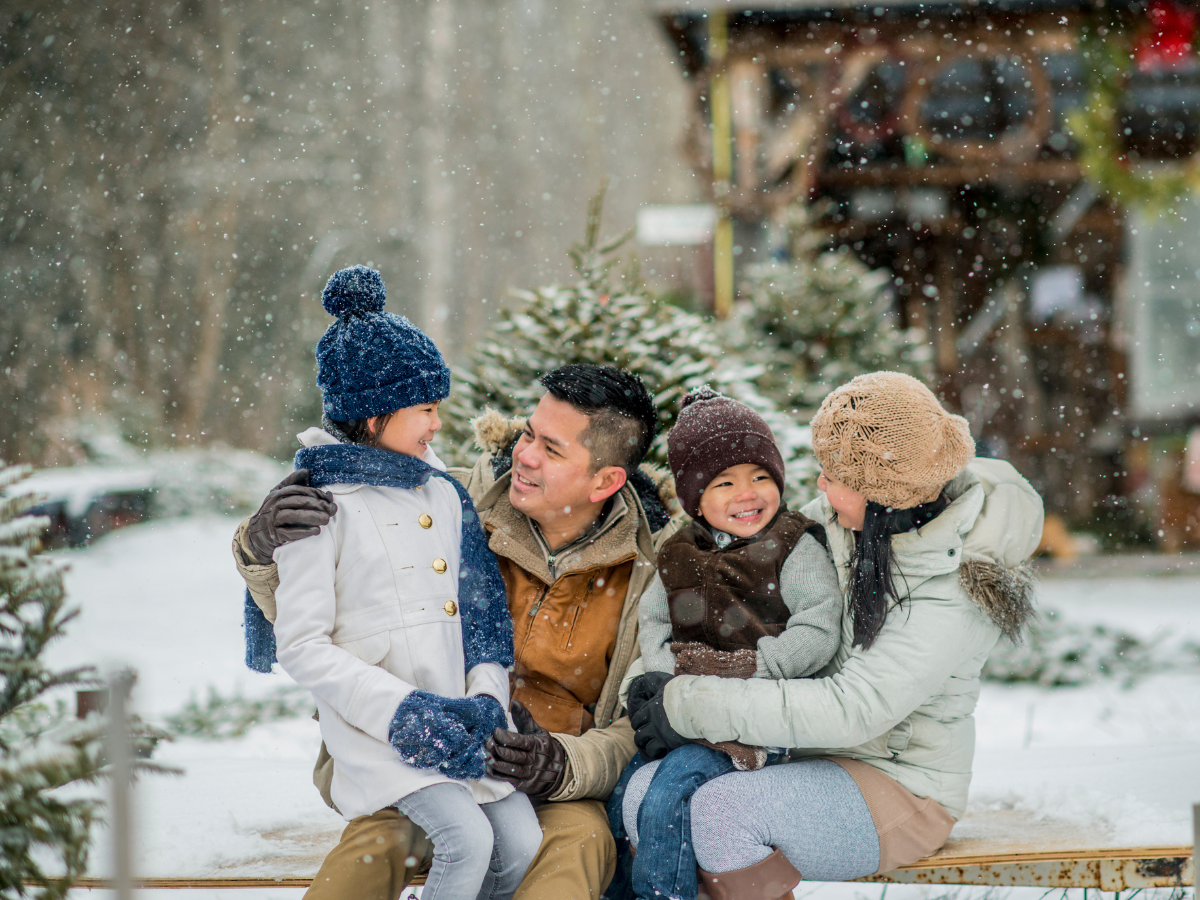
[432,558,448,574]
[444,600,458,616]
[418,513,433,529]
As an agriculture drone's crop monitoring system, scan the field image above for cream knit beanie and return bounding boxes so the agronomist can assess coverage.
[810,371,975,510]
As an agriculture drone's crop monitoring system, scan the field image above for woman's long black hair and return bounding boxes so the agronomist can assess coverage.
[849,493,950,649]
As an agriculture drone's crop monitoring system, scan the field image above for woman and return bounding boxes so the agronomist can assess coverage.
[626,371,1043,900]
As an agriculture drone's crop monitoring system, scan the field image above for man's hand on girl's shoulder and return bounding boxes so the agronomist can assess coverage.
[246,468,338,564]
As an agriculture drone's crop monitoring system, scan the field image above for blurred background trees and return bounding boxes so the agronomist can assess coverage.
[0,0,694,464]
[6,0,1200,552]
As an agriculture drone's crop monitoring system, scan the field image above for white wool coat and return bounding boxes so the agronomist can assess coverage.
[661,458,1043,819]
[273,429,514,820]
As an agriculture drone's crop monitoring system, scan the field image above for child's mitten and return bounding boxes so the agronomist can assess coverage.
[389,691,486,780]
[461,694,507,738]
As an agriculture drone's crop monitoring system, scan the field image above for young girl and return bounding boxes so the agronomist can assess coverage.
[258,265,540,900]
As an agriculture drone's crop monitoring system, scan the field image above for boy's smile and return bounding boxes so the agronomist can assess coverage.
[698,463,782,539]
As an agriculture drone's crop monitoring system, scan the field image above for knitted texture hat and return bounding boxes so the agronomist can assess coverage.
[810,371,975,510]
[668,387,785,520]
[315,266,451,421]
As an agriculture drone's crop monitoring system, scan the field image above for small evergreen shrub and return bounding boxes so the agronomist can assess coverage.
[443,184,818,500]
[725,204,933,418]
[1,464,110,899]
[165,686,313,741]
[982,608,1180,688]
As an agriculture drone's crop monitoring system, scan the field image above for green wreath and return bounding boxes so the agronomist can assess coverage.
[1067,35,1200,213]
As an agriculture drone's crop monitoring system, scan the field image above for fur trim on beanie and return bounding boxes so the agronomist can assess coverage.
[668,386,785,520]
[315,265,451,421]
[810,371,974,509]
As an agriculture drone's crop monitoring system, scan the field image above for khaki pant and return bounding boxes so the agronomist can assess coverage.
[304,798,616,900]
[515,799,616,900]
[305,807,434,900]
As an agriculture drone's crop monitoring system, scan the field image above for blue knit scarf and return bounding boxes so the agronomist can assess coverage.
[244,442,514,675]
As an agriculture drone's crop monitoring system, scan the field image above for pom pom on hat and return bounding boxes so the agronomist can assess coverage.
[321,265,387,318]
[681,385,721,409]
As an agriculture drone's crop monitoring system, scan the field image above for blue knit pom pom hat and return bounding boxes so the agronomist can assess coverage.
[315,265,451,421]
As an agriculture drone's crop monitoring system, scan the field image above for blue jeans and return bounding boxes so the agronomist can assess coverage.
[395,783,541,900]
[603,752,652,900]
[626,744,737,900]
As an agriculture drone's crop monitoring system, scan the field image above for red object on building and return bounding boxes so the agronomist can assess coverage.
[1135,0,1199,71]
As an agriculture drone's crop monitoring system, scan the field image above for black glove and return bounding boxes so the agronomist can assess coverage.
[485,700,567,799]
[625,671,673,720]
[245,469,338,564]
[631,684,688,762]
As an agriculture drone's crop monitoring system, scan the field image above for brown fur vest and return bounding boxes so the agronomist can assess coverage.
[657,507,826,770]
[658,507,826,653]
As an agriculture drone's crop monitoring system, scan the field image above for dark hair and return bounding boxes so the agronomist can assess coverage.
[333,412,396,448]
[848,493,951,649]
[539,364,658,475]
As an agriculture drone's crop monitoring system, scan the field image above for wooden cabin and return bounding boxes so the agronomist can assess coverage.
[650,0,1200,550]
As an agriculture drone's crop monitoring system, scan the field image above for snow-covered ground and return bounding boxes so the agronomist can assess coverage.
[47,515,1199,898]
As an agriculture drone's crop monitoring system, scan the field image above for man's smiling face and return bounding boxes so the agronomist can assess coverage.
[509,393,610,529]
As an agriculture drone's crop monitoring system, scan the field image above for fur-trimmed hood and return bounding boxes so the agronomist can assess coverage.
[940,457,1042,640]
[469,408,680,532]
[958,558,1036,642]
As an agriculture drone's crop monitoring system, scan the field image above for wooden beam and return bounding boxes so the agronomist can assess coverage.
[819,160,1080,189]
[709,9,735,318]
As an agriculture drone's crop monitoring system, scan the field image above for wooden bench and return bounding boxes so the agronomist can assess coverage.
[73,845,1194,891]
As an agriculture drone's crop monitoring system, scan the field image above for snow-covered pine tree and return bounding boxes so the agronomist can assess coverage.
[442,184,818,500]
[727,205,934,417]
[1,463,106,900]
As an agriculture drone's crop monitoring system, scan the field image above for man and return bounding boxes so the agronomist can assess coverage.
[234,364,678,900]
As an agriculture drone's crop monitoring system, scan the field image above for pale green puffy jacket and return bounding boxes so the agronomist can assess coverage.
[661,458,1043,819]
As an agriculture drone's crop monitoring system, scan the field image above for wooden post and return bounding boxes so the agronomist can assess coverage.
[108,670,136,900]
[419,0,456,350]
[709,9,734,318]
[76,689,108,719]
[1192,802,1198,891]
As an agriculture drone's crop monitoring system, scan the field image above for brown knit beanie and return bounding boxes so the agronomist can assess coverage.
[810,371,975,510]
[668,387,786,520]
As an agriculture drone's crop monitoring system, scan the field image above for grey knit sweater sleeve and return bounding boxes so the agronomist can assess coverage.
[637,572,677,675]
[755,533,844,679]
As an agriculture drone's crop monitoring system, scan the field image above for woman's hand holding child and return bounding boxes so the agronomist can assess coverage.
[625,671,673,720]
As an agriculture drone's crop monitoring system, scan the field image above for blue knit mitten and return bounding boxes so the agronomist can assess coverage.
[460,694,507,739]
[388,691,488,781]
